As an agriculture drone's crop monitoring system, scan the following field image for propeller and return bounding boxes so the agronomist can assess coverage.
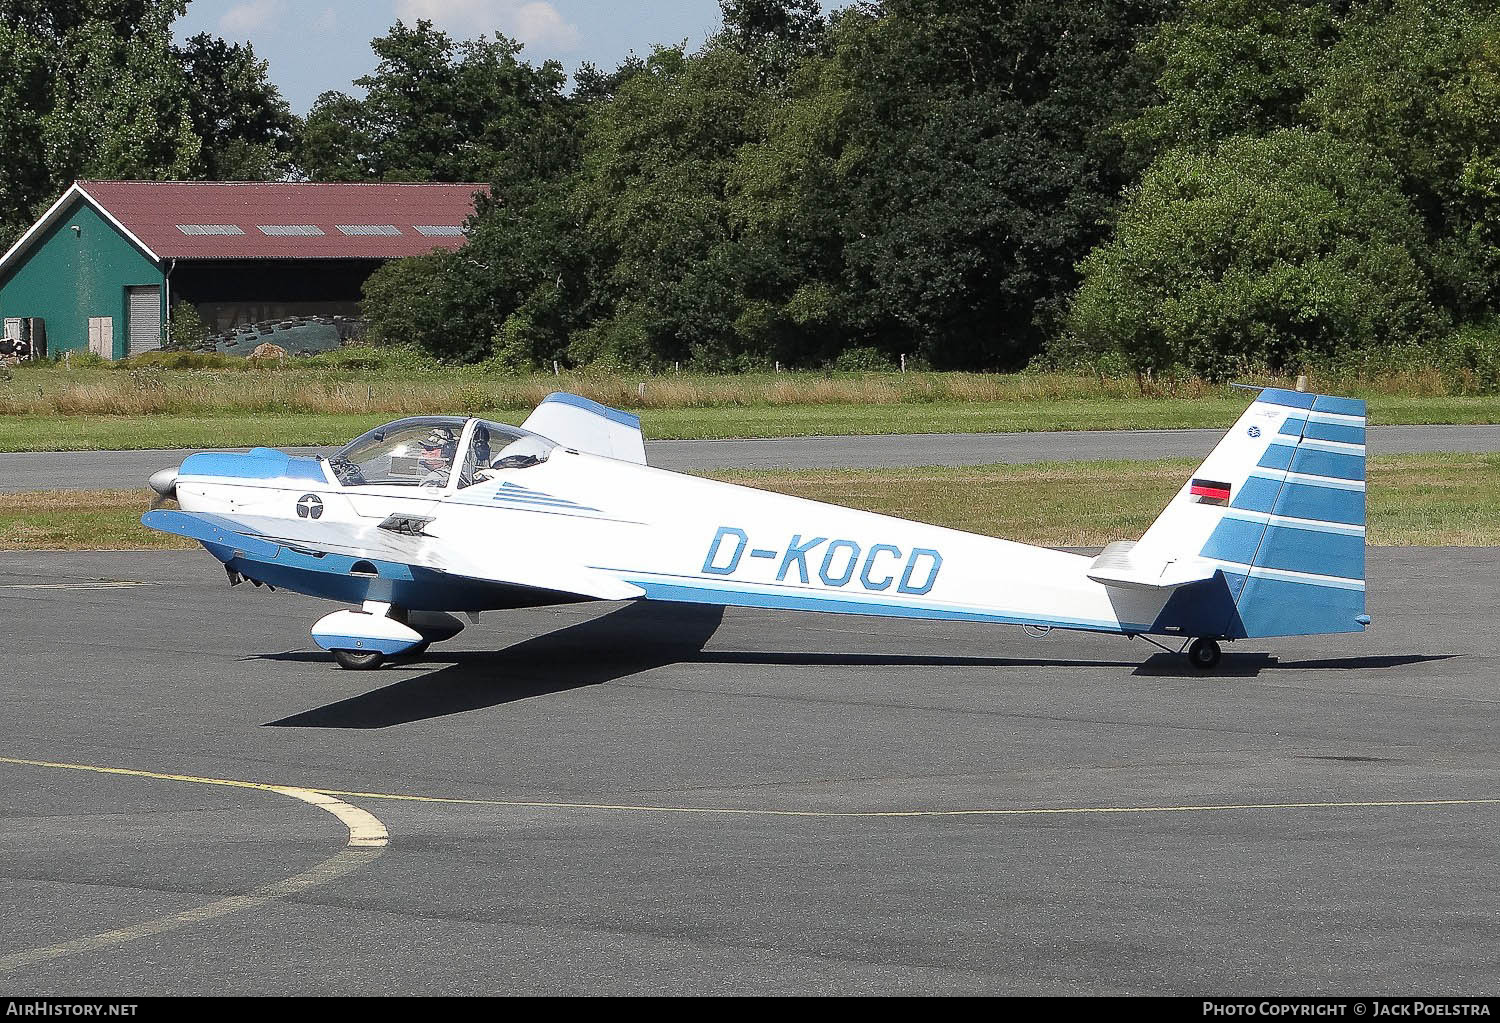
[147,466,179,511]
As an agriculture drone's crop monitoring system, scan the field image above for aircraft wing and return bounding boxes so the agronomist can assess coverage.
[141,509,644,602]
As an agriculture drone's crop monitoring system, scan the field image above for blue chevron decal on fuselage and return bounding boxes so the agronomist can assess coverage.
[491,481,600,513]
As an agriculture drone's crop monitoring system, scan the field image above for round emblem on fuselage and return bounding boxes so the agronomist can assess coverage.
[1247,425,1262,438]
[296,494,324,519]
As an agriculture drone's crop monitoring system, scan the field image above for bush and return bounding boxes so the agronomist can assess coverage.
[360,250,489,361]
[1435,322,1500,394]
[1292,324,1500,395]
[566,310,655,371]
[302,343,436,372]
[56,349,108,369]
[168,301,208,350]
[832,346,896,372]
[482,312,541,374]
[1069,129,1447,380]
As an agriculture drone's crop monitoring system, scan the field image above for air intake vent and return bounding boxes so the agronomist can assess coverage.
[414,225,464,236]
[258,224,325,236]
[336,224,401,236]
[176,224,244,235]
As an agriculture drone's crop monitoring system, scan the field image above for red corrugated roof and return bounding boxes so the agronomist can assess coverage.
[76,180,486,260]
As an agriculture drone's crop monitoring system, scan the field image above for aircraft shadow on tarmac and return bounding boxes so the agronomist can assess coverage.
[1133,651,1453,678]
[261,602,1454,729]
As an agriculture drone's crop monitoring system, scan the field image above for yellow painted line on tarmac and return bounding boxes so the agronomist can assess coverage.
[0,757,387,974]
[6,755,1498,824]
[311,788,1500,819]
[3,756,1495,973]
[0,582,143,589]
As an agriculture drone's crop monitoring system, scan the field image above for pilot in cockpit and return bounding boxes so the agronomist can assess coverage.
[417,427,459,486]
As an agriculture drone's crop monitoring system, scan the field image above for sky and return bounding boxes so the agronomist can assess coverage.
[175,1,742,113]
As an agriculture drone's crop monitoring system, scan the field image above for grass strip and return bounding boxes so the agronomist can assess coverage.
[3,454,1494,551]
[4,394,1500,452]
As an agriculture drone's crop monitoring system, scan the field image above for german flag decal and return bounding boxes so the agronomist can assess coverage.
[1190,478,1231,505]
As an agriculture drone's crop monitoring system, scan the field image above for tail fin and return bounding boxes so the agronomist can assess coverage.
[1135,388,1368,639]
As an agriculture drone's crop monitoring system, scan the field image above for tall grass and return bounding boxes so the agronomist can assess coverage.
[8,324,1500,422]
[0,359,1466,419]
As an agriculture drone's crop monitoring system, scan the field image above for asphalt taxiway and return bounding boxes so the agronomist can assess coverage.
[4,422,1499,491]
[1,546,1496,994]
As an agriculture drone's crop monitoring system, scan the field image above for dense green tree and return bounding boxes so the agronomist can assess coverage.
[41,2,201,188]
[374,3,857,371]
[1110,0,1500,344]
[719,0,826,85]
[723,8,873,366]
[1121,0,1340,160]
[572,56,647,102]
[298,20,573,184]
[1304,0,1500,316]
[360,248,466,353]
[357,0,1500,374]
[358,0,1180,370]
[721,0,824,48]
[0,20,53,240]
[297,92,374,184]
[368,174,595,364]
[565,45,760,368]
[834,0,1175,368]
[1068,130,1445,377]
[175,33,298,180]
[0,0,154,39]
[0,0,305,243]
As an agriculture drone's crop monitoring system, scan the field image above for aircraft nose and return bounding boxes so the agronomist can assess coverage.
[148,466,179,498]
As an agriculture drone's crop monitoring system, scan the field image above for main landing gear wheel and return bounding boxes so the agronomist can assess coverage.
[332,648,385,671]
[1186,638,1222,671]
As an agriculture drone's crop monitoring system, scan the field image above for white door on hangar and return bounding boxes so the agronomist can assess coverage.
[87,317,113,359]
[126,285,161,355]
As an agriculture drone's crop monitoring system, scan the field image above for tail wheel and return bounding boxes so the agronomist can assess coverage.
[1187,638,1222,671]
[332,648,385,671]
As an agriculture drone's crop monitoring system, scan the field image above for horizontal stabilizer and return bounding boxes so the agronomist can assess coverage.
[1085,540,1219,590]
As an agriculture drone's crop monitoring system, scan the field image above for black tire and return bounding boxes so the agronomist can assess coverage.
[332,648,385,670]
[1187,638,1222,671]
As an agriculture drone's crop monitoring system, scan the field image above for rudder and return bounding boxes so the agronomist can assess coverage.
[1135,388,1368,639]
[1220,391,1367,638]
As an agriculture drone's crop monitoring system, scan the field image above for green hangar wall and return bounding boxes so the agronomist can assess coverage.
[0,196,165,360]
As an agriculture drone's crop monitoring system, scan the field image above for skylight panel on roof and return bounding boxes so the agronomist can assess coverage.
[336,224,402,236]
[258,224,325,236]
[414,225,465,236]
[176,224,245,235]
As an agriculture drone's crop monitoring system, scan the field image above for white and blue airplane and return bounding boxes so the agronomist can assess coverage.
[143,387,1370,672]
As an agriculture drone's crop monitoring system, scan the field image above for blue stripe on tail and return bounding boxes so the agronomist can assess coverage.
[1230,475,1365,525]
[1229,571,1367,638]
[1201,390,1368,638]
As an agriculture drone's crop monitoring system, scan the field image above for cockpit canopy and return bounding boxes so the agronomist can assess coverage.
[329,416,555,488]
